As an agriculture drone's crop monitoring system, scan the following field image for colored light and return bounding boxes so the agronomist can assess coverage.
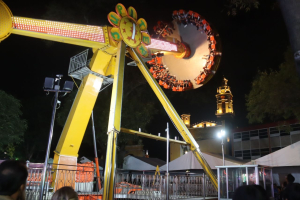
[146,39,177,52]
[13,17,105,43]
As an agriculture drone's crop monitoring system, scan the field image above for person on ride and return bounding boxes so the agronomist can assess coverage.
[178,10,187,27]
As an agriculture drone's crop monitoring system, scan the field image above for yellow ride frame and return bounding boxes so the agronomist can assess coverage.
[0,5,218,198]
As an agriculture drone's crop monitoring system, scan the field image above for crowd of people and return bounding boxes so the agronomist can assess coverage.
[273,174,300,200]
[0,160,78,200]
[172,9,222,85]
[172,10,212,34]
[149,10,222,89]
[231,174,300,200]
[1,160,300,200]
[153,21,175,38]
[147,54,193,92]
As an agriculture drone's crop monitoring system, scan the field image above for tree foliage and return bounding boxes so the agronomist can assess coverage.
[225,0,260,16]
[246,48,300,124]
[0,90,27,158]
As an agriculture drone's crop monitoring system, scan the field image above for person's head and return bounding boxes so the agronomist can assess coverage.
[286,174,295,184]
[282,181,287,187]
[51,187,78,200]
[0,160,28,200]
[289,183,300,200]
[233,185,269,200]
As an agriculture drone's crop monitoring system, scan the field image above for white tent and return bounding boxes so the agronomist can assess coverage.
[160,151,244,171]
[123,155,165,171]
[246,141,300,167]
[246,141,300,185]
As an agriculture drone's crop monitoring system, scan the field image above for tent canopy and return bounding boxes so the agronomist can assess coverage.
[246,141,300,167]
[160,151,245,171]
[123,155,165,171]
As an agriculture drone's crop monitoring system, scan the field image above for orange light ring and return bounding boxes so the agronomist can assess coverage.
[146,59,193,92]
[173,9,219,85]
[148,9,221,91]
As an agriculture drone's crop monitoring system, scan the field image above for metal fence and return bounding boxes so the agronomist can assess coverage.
[25,162,217,200]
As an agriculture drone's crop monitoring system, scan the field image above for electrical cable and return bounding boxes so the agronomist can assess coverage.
[71,77,79,89]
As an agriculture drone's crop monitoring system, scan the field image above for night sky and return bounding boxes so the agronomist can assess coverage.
[0,0,290,161]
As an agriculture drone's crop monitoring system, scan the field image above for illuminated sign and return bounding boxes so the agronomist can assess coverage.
[13,17,105,43]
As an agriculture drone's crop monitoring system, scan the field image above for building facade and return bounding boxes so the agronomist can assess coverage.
[231,120,300,160]
[170,78,234,161]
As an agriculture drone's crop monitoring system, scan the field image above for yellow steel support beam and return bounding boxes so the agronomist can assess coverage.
[121,128,188,145]
[52,50,114,190]
[103,41,126,200]
[54,73,104,156]
[128,48,218,190]
[54,50,113,156]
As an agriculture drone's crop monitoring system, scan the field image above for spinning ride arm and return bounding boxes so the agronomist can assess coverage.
[128,48,218,189]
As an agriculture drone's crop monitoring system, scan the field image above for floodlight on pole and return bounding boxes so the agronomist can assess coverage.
[217,129,225,166]
[39,75,74,200]
[217,129,225,138]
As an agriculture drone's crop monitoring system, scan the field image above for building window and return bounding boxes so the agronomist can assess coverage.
[242,131,250,141]
[222,102,225,113]
[235,151,242,158]
[251,149,260,156]
[260,148,269,157]
[271,147,281,152]
[280,126,290,136]
[250,130,259,138]
[242,150,251,160]
[270,127,279,136]
[234,132,241,139]
[291,123,300,131]
[259,129,268,138]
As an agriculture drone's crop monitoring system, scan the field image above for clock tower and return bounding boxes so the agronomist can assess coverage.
[216,77,234,118]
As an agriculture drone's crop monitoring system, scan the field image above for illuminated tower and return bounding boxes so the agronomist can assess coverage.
[216,77,234,118]
[181,114,191,128]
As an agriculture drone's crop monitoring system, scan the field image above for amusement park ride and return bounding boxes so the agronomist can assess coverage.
[0,1,221,199]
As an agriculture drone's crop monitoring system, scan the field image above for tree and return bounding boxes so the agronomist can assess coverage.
[225,0,300,76]
[277,0,300,76]
[0,90,27,158]
[225,0,260,16]
[246,48,300,124]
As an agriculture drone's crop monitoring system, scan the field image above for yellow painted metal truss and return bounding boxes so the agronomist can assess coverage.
[0,2,218,197]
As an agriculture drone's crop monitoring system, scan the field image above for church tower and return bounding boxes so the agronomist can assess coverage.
[216,77,234,118]
[181,114,191,128]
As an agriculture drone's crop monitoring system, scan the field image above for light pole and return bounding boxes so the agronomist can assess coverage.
[165,122,169,200]
[217,130,226,166]
[39,75,74,200]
